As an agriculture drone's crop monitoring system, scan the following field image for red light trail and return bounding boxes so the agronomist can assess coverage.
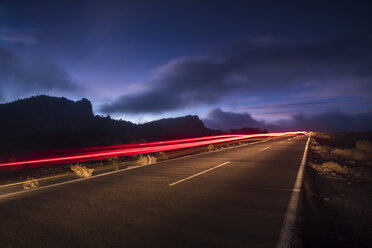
[0,131,308,171]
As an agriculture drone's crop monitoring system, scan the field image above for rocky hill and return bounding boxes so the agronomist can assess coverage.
[0,95,94,122]
[0,95,214,157]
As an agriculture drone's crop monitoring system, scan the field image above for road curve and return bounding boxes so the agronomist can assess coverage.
[0,135,308,248]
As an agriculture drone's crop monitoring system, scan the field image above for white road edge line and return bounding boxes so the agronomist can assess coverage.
[0,163,150,200]
[0,173,72,188]
[169,161,230,187]
[275,136,310,248]
[258,146,271,152]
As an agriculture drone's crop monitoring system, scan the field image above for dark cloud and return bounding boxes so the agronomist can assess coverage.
[203,108,265,130]
[102,35,372,114]
[284,112,372,132]
[0,48,80,101]
[203,108,279,131]
[203,108,372,132]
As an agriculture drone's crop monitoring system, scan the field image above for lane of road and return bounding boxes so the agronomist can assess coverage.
[0,135,307,248]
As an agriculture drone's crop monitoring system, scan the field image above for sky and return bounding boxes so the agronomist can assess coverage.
[0,0,371,131]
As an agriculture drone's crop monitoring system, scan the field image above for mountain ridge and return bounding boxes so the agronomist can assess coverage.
[0,95,215,156]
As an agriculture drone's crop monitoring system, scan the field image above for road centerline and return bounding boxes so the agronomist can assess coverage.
[169,161,230,186]
[258,146,271,152]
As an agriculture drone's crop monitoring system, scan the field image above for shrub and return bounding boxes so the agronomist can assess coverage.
[356,140,372,153]
[207,144,215,152]
[135,155,157,166]
[70,163,94,178]
[23,177,40,190]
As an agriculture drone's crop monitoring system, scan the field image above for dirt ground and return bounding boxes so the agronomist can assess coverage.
[297,132,372,248]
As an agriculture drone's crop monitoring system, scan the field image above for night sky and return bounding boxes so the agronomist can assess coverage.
[1,0,371,131]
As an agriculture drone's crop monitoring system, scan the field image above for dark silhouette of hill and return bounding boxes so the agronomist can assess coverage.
[1,95,94,122]
[0,95,215,157]
[138,115,214,140]
[230,127,268,134]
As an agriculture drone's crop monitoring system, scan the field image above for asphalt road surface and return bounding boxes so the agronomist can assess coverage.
[0,135,308,248]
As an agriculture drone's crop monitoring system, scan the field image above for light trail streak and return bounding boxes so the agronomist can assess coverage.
[9,134,245,159]
[0,131,308,171]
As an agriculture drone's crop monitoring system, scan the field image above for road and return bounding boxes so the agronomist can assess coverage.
[0,135,308,248]
[0,132,306,171]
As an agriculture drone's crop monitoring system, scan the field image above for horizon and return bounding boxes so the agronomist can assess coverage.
[2,94,371,133]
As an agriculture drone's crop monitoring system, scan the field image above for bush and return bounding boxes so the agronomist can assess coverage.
[23,177,40,190]
[70,163,94,178]
[331,140,372,161]
[135,155,157,166]
[356,140,372,153]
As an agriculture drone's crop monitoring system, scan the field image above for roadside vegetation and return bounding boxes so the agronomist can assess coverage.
[22,177,40,190]
[70,164,94,178]
[298,132,372,247]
